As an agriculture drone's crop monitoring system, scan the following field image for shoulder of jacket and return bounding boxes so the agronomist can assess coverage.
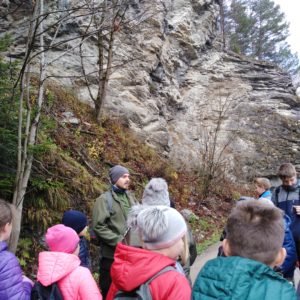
[95,190,112,202]
[126,190,138,201]
[0,250,20,265]
[72,265,93,281]
[0,252,22,279]
[150,270,190,296]
[152,268,184,283]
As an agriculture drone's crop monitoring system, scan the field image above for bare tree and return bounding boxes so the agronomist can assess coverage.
[219,0,226,50]
[85,0,126,121]
[197,91,241,198]
[7,0,157,250]
[9,0,89,251]
[79,0,155,122]
[10,0,47,252]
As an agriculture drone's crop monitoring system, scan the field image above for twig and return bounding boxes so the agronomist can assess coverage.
[74,149,101,176]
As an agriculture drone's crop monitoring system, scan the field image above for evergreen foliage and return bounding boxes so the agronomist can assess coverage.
[0,35,19,200]
[224,0,300,75]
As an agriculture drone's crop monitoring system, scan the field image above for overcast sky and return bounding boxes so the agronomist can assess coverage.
[273,0,300,57]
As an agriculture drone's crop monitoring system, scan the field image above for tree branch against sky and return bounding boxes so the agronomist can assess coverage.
[223,0,299,76]
[272,0,300,57]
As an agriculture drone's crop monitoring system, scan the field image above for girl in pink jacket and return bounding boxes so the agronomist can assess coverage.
[37,224,102,300]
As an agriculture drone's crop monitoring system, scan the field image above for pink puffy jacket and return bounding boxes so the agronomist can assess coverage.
[37,251,102,300]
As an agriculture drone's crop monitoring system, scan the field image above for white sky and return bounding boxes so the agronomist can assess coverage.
[273,0,300,57]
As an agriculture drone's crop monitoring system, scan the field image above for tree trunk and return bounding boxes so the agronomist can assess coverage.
[219,0,226,50]
[95,28,115,122]
[10,0,46,252]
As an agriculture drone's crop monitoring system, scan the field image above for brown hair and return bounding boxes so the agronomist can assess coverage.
[0,199,12,232]
[226,200,284,265]
[278,163,297,179]
[255,178,271,190]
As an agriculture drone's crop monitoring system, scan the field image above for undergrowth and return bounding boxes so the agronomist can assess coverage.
[1,83,241,275]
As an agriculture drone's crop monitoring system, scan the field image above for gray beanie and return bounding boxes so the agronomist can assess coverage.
[130,206,187,250]
[109,165,129,184]
[142,178,170,206]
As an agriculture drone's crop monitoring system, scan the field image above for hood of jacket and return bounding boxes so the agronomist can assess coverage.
[111,243,176,291]
[37,251,80,286]
[193,256,296,300]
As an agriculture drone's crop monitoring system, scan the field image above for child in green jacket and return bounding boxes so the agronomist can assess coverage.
[192,200,296,300]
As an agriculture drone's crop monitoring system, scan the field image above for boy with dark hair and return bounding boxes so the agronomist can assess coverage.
[193,200,296,300]
[272,163,300,260]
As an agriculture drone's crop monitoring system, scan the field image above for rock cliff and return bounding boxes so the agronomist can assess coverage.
[1,0,299,180]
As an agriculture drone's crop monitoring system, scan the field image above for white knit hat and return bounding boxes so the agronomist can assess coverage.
[142,178,170,206]
[132,206,187,250]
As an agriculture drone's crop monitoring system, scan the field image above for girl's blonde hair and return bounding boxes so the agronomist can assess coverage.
[180,233,189,265]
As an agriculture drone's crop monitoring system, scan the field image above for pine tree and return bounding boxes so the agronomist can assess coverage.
[224,0,299,75]
[226,0,253,55]
[273,43,300,75]
[249,0,288,61]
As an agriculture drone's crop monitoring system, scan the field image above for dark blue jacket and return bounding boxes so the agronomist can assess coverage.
[0,241,32,300]
[79,236,91,269]
[272,180,300,238]
[279,215,297,278]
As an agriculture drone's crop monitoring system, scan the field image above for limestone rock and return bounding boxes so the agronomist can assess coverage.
[1,0,299,180]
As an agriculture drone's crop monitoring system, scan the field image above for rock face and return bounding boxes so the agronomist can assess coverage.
[1,0,300,179]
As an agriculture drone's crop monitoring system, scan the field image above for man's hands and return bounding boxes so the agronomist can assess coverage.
[293,205,300,215]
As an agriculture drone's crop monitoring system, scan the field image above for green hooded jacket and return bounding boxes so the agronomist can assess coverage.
[192,256,296,300]
[92,189,137,259]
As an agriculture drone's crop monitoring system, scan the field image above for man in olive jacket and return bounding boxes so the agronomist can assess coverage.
[92,165,136,299]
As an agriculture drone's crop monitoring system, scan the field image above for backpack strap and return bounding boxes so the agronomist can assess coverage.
[137,266,176,300]
[113,266,176,299]
[144,266,176,285]
[274,186,280,206]
[105,191,114,214]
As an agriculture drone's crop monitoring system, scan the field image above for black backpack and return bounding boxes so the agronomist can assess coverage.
[31,281,64,300]
[113,266,175,300]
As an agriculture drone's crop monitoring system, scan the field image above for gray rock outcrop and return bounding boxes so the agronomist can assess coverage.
[1,0,299,180]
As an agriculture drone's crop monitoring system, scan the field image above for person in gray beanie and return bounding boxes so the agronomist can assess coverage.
[109,165,130,186]
[92,165,137,299]
[107,206,192,299]
[127,177,197,284]
[142,178,170,206]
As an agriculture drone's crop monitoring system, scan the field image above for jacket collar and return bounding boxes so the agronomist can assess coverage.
[0,241,8,252]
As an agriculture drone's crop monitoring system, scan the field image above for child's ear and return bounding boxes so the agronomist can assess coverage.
[0,223,11,241]
[3,222,11,233]
[222,239,231,256]
[273,247,286,267]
